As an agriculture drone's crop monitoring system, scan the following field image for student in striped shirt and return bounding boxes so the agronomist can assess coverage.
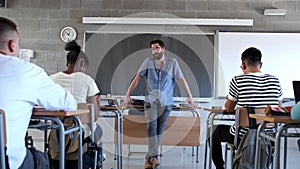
[211,47,283,169]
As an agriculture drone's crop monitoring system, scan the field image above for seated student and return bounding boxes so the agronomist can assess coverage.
[0,17,77,169]
[49,40,102,169]
[291,102,300,151]
[211,47,283,169]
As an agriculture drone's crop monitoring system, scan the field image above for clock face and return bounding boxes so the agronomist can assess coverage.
[60,27,77,42]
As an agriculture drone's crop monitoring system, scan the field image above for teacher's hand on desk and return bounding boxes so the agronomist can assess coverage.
[185,97,197,108]
[121,96,131,109]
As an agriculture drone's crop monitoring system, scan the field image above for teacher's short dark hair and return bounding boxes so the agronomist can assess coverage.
[150,39,165,48]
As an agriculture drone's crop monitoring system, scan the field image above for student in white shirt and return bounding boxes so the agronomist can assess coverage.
[49,40,102,169]
[0,17,77,169]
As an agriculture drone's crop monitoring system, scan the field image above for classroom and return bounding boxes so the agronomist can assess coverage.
[1,0,300,169]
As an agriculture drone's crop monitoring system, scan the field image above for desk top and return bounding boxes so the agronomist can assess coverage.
[99,105,200,111]
[202,108,234,114]
[249,114,300,124]
[32,107,89,117]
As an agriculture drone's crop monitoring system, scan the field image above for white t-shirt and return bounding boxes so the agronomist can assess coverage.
[0,54,77,169]
[50,71,100,136]
[50,72,100,103]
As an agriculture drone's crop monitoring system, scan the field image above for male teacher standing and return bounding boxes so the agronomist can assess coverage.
[122,39,195,169]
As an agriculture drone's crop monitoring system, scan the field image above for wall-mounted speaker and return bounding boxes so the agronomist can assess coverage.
[0,0,7,7]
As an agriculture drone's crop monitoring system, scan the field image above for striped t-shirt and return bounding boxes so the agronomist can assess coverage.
[227,72,283,137]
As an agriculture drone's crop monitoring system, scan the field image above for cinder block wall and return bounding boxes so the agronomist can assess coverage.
[1,0,300,74]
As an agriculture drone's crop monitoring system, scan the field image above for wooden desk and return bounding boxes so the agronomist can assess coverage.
[119,115,200,146]
[108,105,201,162]
[100,105,201,166]
[32,107,89,116]
[249,114,299,123]
[250,114,300,169]
[31,108,89,169]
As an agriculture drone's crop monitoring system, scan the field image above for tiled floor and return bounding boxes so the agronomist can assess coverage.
[28,100,300,169]
[100,139,300,169]
[102,144,203,169]
[29,123,300,169]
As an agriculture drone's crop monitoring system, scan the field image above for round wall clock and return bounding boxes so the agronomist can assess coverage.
[60,26,77,42]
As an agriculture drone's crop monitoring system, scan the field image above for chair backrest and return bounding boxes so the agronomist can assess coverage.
[232,107,272,169]
[237,107,265,127]
[77,103,96,141]
[233,107,265,150]
[0,109,7,169]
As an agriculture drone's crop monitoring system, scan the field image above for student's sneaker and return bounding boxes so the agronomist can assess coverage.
[151,158,160,169]
[144,159,152,169]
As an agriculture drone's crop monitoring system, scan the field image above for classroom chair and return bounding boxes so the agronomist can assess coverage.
[79,103,104,169]
[204,110,235,169]
[204,107,267,169]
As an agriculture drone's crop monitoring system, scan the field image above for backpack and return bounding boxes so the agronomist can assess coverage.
[48,117,80,160]
[232,107,273,169]
[29,147,50,169]
[232,129,272,169]
[82,137,103,169]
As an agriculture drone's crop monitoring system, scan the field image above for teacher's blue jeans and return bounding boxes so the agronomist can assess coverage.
[144,101,172,159]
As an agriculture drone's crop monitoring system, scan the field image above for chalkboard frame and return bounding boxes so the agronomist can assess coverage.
[84,32,215,98]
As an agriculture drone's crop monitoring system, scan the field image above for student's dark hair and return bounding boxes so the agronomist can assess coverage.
[241,47,262,66]
[65,40,89,66]
[149,39,165,48]
[0,17,18,47]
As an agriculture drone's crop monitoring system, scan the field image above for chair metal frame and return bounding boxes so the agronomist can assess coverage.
[0,109,6,169]
[204,107,265,169]
[86,103,104,169]
[204,110,235,169]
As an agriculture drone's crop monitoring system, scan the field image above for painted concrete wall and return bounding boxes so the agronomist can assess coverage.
[1,0,299,74]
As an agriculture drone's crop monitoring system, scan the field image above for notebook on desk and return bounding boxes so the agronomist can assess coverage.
[293,81,300,104]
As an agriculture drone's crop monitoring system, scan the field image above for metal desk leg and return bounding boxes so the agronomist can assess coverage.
[114,110,123,169]
[43,120,48,153]
[73,116,83,169]
[254,122,265,169]
[196,146,199,163]
[192,146,194,156]
[120,111,123,169]
[191,109,200,163]
[274,125,285,169]
[274,124,289,169]
[203,116,210,169]
[203,139,208,168]
[204,112,216,169]
[204,112,214,169]
[0,113,5,169]
[208,113,218,169]
[48,117,66,169]
[283,134,287,169]
[100,110,123,169]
